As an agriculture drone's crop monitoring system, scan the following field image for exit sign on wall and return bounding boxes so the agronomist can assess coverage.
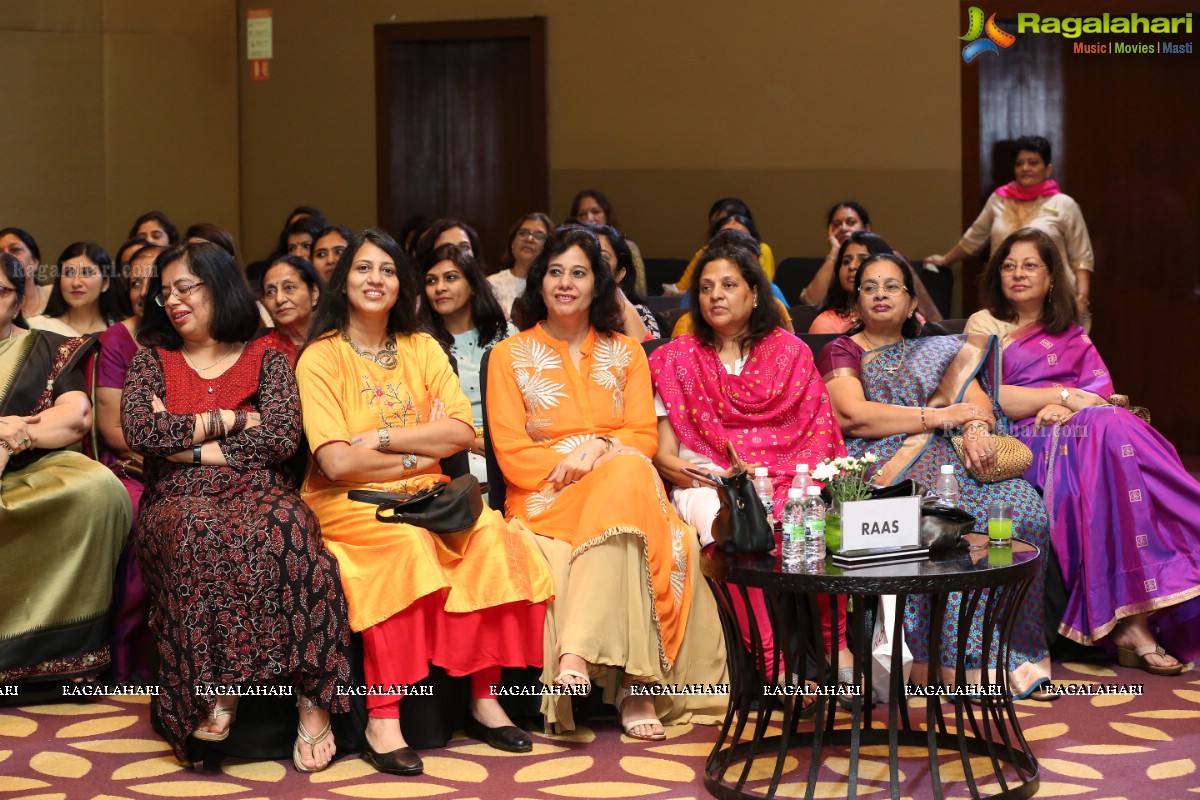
[247,8,272,81]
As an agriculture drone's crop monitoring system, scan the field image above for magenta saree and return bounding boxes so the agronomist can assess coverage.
[1002,323,1200,662]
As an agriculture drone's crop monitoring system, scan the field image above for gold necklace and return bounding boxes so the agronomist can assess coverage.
[342,331,398,369]
[860,333,907,375]
[182,343,236,371]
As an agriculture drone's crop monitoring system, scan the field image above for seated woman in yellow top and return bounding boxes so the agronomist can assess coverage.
[488,225,727,740]
[663,198,775,295]
[295,229,553,775]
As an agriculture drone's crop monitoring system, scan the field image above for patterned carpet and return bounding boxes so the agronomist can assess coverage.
[2,662,1198,799]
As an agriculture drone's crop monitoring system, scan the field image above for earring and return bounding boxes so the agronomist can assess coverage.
[753,300,758,308]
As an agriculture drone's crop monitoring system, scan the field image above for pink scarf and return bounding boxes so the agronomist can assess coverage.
[995,179,1060,201]
[649,328,846,506]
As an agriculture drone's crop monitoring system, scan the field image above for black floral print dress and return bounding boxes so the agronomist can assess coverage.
[121,339,351,759]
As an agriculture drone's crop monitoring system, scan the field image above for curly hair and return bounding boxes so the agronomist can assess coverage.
[513,224,624,336]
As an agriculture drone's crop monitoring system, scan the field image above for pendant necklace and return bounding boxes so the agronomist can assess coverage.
[343,331,398,369]
[182,344,236,393]
[860,333,907,376]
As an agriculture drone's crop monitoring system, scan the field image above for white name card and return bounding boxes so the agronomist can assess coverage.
[839,496,921,552]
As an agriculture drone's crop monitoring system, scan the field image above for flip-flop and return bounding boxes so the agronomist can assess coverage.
[293,694,334,773]
[192,700,238,742]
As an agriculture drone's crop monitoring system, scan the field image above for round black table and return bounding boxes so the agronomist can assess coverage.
[700,534,1042,800]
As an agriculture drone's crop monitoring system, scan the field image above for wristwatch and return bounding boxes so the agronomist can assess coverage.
[597,436,615,452]
[1059,388,1070,406]
[193,444,202,464]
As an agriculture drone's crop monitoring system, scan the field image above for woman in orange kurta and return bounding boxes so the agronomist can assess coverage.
[296,230,553,776]
[489,225,726,740]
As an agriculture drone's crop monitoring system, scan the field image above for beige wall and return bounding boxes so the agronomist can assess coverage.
[237,0,965,293]
[0,0,239,266]
[3,1,965,304]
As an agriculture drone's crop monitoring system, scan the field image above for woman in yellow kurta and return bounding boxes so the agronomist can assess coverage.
[296,229,552,776]
[488,225,726,740]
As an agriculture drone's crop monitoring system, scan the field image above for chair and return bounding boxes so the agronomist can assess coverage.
[922,318,967,335]
[642,258,689,295]
[798,333,840,360]
[914,261,954,319]
[787,303,821,334]
[662,307,689,336]
[642,337,671,359]
[644,294,683,314]
[774,257,826,305]
[479,349,506,513]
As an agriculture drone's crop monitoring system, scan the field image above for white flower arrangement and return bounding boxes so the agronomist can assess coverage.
[814,453,877,507]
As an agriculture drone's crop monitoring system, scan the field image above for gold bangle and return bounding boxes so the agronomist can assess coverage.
[920,407,929,432]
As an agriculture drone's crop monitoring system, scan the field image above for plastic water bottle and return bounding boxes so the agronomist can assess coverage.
[935,464,961,508]
[790,463,813,495]
[753,467,775,522]
[803,486,827,563]
[780,488,806,566]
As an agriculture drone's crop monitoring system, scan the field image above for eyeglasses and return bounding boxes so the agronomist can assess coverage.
[1000,260,1047,274]
[516,229,547,242]
[155,281,206,306]
[858,281,908,296]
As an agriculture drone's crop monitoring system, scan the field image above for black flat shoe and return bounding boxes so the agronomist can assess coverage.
[464,714,533,753]
[362,743,423,775]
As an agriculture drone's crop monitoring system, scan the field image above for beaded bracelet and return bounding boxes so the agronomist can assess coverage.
[920,407,929,432]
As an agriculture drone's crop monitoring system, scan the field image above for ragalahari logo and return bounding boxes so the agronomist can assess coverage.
[961,7,1017,62]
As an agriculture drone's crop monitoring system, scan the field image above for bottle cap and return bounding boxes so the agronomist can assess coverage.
[940,464,955,474]
[796,463,809,473]
[787,488,804,499]
[754,467,769,477]
[806,486,821,496]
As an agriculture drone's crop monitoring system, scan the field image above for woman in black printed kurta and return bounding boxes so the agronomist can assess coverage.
[121,242,351,770]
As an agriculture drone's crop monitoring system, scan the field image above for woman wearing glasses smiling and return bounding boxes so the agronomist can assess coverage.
[488,212,554,318]
[121,241,353,772]
[818,253,1054,701]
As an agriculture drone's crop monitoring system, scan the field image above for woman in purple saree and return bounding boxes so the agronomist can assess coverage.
[966,228,1199,674]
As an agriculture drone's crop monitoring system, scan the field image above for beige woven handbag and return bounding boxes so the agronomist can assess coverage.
[949,431,1033,483]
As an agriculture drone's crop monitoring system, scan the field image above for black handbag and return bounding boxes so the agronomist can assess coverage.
[348,474,484,533]
[709,469,775,555]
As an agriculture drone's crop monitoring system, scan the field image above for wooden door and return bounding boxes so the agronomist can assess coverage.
[375,18,548,267]
[961,1,1199,450]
